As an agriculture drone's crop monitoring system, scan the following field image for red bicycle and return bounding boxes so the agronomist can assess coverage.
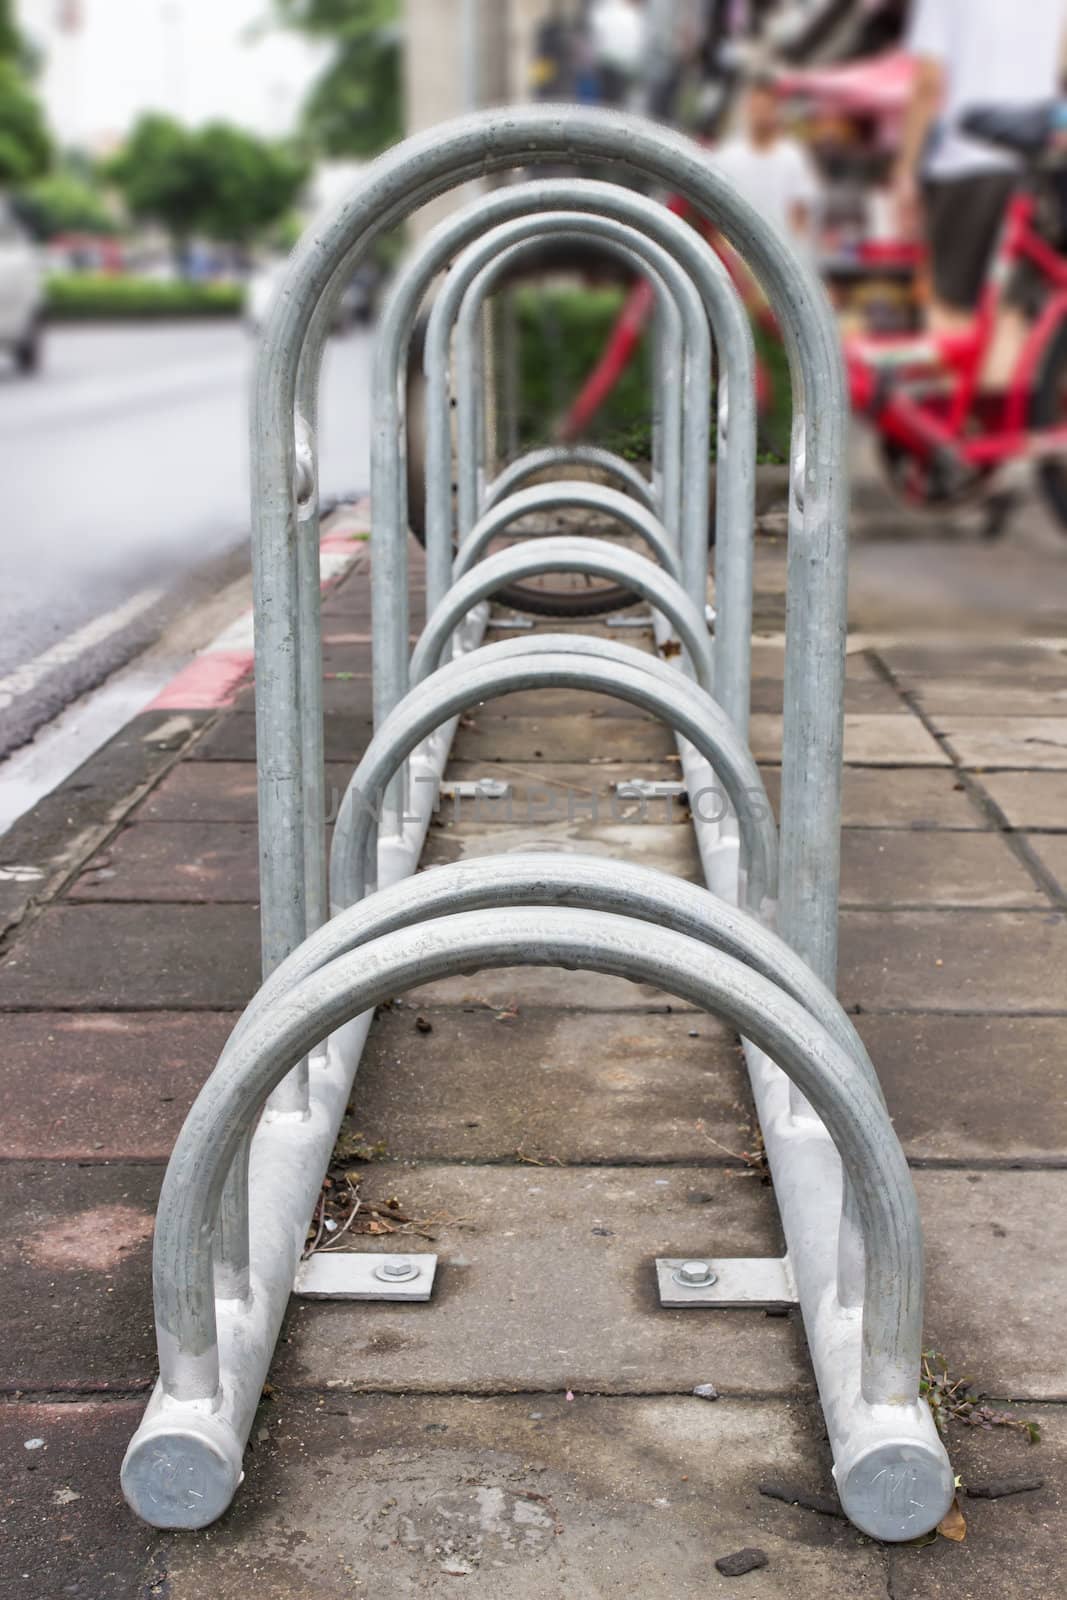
[562,102,1067,536]
[846,103,1067,529]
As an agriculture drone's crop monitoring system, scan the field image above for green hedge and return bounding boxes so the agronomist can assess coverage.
[510,284,790,463]
[45,274,246,320]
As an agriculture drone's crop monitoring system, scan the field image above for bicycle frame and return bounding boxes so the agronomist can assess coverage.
[566,175,1067,489]
[848,185,1067,472]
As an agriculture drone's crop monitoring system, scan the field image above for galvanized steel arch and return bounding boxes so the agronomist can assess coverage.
[329,650,775,913]
[432,212,704,582]
[250,107,840,991]
[409,537,713,687]
[453,481,682,583]
[123,908,936,1532]
[485,444,657,516]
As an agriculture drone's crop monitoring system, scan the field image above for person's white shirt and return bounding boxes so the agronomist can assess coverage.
[907,0,1067,181]
[711,134,821,247]
[589,0,646,75]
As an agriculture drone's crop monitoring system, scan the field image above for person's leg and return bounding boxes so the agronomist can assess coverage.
[923,172,1016,339]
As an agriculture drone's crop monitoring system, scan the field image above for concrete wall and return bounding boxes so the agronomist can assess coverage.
[402,0,554,236]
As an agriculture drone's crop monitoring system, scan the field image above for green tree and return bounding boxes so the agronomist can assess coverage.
[109,114,309,261]
[0,0,21,61]
[194,123,308,247]
[0,0,51,185]
[275,0,401,158]
[20,169,117,237]
[107,114,207,257]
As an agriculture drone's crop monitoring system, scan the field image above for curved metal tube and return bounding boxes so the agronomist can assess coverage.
[329,651,775,913]
[451,229,683,553]
[346,177,723,841]
[251,106,843,990]
[124,908,938,1528]
[215,623,734,1285]
[409,537,713,688]
[435,215,702,580]
[242,855,873,1088]
[485,444,657,514]
[255,147,777,998]
[421,183,755,709]
[455,481,682,583]
[216,839,880,1293]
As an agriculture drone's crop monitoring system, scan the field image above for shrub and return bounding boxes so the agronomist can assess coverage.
[44,274,245,320]
[509,284,790,463]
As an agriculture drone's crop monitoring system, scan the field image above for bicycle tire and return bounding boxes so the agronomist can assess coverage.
[405,305,641,618]
[1031,315,1067,533]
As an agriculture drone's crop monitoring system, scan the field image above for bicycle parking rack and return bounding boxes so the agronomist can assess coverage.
[122,105,955,1543]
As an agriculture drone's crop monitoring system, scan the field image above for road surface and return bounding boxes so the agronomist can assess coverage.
[0,320,374,769]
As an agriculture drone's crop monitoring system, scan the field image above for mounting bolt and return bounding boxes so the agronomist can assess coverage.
[373,1258,421,1284]
[673,1260,717,1289]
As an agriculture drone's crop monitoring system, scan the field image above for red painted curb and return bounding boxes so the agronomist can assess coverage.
[146,509,370,713]
[146,648,255,712]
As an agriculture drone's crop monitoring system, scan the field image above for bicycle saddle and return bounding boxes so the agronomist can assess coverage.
[960,103,1056,158]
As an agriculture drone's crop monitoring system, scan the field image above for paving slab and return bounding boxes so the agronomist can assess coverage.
[320,632,418,675]
[1021,833,1067,898]
[973,770,1067,829]
[887,1403,1065,1600]
[750,676,904,715]
[232,673,376,717]
[0,1010,233,1159]
[320,589,423,626]
[856,1012,1067,1162]
[908,681,1067,718]
[352,1003,750,1162]
[68,820,260,902]
[0,709,210,937]
[837,910,1067,1012]
[188,710,374,764]
[938,717,1067,771]
[0,1161,159,1391]
[918,1169,1067,1399]
[759,765,987,829]
[136,759,354,823]
[162,1394,886,1600]
[274,1162,803,1396]
[0,1400,159,1599]
[458,687,661,719]
[0,902,261,1009]
[877,642,1067,680]
[422,818,701,879]
[839,830,1045,909]
[409,964,699,1012]
[450,712,677,762]
[749,713,948,767]
[747,642,882,682]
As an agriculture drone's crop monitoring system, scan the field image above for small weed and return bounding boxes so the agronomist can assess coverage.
[920,1352,1041,1444]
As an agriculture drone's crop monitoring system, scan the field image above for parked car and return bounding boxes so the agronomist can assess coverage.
[0,197,44,374]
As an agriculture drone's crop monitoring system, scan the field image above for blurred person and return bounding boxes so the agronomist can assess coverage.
[588,0,647,105]
[894,0,1067,343]
[711,71,821,250]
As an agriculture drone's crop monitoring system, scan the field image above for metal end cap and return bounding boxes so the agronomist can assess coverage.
[836,1434,956,1542]
[121,1412,244,1530]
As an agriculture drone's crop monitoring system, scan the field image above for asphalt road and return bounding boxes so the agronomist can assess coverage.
[0,320,373,763]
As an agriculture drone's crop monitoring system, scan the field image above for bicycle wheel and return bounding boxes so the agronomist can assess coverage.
[1031,315,1067,532]
[405,276,649,618]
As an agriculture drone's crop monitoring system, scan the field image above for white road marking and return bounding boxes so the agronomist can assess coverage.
[0,585,165,712]
[0,661,185,839]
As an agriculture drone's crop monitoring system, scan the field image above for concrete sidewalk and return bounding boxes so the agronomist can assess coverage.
[1,507,1065,1598]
